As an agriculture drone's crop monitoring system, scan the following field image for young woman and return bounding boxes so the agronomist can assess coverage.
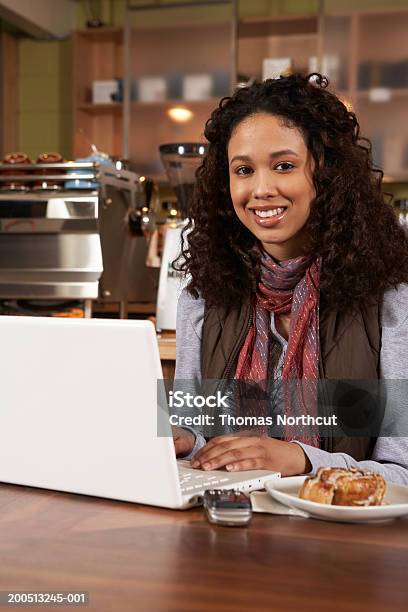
[172,73,408,483]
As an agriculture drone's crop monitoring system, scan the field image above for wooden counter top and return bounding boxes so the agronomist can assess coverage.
[0,483,407,611]
[157,332,176,361]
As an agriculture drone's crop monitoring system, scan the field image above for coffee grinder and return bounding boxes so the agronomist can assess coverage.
[156,143,207,331]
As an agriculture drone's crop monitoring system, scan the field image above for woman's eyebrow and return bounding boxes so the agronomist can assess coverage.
[229,149,300,165]
[270,149,299,159]
[229,154,251,166]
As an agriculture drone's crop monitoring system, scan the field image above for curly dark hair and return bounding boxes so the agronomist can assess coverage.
[176,73,408,310]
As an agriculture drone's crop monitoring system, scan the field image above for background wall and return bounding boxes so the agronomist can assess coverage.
[11,0,408,188]
[0,21,18,156]
[18,38,72,160]
[0,0,73,38]
[72,0,408,29]
[74,0,319,29]
[16,0,320,160]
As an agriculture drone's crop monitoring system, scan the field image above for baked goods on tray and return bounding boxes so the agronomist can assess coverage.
[299,467,386,506]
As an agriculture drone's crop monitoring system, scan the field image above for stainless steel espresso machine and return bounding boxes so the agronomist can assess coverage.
[0,161,158,317]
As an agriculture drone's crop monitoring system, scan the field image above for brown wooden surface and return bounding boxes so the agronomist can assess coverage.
[91,302,156,316]
[157,332,176,379]
[0,483,407,611]
[72,29,123,158]
[157,333,176,361]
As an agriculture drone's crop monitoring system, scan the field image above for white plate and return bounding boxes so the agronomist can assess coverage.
[264,476,408,523]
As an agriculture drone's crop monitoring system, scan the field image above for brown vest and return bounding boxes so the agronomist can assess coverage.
[201,297,381,461]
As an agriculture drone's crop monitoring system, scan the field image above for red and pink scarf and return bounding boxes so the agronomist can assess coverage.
[235,247,321,447]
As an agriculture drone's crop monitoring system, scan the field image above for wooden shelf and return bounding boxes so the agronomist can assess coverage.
[131,97,221,108]
[76,27,123,41]
[92,302,156,315]
[78,103,123,113]
[383,173,408,184]
[73,27,123,158]
[238,15,318,38]
[356,89,408,99]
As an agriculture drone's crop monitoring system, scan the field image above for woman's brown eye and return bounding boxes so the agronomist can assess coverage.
[236,166,252,175]
[276,162,295,171]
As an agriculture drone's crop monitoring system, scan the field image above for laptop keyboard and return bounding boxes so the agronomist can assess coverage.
[177,460,231,494]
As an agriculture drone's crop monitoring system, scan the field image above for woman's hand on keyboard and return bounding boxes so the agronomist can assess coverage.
[172,426,195,457]
[190,435,311,477]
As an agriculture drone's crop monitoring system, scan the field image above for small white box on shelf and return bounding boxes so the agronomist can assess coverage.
[262,58,292,81]
[138,77,167,102]
[369,87,392,103]
[322,54,340,83]
[309,55,340,83]
[182,74,212,101]
[92,80,118,104]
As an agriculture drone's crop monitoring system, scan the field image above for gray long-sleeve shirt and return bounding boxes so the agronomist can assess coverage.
[175,284,408,484]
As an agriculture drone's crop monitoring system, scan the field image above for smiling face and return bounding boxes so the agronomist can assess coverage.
[228,112,315,261]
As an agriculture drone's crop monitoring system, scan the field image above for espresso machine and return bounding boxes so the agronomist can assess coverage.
[156,143,207,331]
[0,159,158,317]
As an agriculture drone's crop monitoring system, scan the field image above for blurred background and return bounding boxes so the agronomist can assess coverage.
[1,0,408,183]
[0,0,407,354]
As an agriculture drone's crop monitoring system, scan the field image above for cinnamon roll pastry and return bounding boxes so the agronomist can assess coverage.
[299,467,386,506]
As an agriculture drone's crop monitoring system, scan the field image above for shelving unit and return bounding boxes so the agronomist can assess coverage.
[72,11,233,176]
[129,97,222,108]
[237,14,318,83]
[124,2,235,180]
[321,7,408,182]
[72,27,123,158]
[71,3,408,184]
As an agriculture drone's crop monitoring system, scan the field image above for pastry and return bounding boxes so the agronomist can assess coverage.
[33,152,64,190]
[1,152,32,190]
[299,467,386,506]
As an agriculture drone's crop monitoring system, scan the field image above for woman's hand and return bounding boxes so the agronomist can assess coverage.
[172,426,195,457]
[191,435,311,476]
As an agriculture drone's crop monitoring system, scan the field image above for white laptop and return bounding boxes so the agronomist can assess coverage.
[0,316,279,509]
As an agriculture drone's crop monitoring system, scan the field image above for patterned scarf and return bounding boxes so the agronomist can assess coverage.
[235,247,321,447]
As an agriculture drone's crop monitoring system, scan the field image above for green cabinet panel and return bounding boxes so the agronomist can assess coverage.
[18,38,72,157]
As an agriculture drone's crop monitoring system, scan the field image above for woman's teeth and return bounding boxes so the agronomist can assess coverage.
[254,207,285,218]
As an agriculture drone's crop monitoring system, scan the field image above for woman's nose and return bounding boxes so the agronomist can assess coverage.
[252,171,278,199]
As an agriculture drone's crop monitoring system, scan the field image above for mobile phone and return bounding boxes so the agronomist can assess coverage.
[203,489,252,526]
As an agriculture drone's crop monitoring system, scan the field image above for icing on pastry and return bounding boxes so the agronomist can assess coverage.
[299,467,386,506]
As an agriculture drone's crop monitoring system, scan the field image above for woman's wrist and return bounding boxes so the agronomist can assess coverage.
[289,441,312,475]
